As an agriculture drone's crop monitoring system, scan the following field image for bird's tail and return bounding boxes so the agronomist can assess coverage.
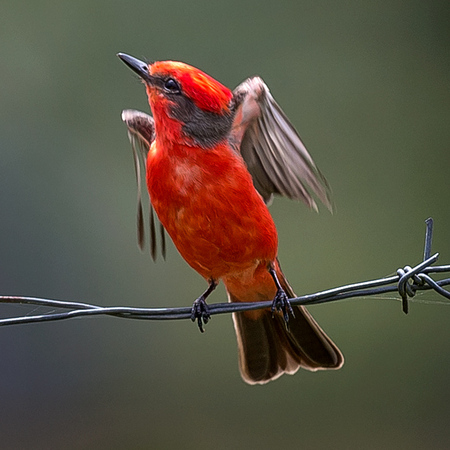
[229,261,344,384]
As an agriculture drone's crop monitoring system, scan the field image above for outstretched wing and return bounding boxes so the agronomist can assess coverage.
[121,109,166,260]
[230,77,332,211]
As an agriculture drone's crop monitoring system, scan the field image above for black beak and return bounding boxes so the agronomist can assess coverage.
[117,53,152,82]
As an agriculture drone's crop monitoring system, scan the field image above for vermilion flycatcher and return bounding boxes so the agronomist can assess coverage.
[118,53,343,384]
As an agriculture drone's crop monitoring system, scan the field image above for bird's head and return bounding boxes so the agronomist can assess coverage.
[118,53,234,147]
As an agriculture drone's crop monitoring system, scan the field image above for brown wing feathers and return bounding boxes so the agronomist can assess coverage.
[121,110,166,260]
[231,77,333,211]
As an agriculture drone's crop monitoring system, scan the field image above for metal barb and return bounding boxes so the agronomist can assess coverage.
[424,218,434,261]
[396,218,436,314]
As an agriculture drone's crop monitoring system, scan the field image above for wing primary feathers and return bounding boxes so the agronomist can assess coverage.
[258,100,320,210]
[122,109,168,260]
[267,98,332,209]
[231,77,333,212]
[160,222,166,259]
[129,131,146,250]
[149,206,157,261]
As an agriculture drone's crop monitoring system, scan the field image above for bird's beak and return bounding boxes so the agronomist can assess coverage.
[117,53,153,83]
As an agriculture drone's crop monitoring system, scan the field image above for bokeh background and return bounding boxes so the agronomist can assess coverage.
[1,1,449,448]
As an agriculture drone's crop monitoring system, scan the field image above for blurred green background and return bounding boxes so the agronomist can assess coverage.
[1,0,449,448]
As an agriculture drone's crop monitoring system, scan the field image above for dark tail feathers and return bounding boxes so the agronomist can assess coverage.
[231,266,343,384]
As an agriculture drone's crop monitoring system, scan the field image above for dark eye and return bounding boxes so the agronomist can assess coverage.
[164,78,180,93]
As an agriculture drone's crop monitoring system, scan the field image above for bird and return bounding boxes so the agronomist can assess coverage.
[118,53,343,384]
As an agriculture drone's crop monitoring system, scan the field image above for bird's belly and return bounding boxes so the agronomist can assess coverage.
[147,145,278,280]
[162,200,276,279]
[152,186,277,280]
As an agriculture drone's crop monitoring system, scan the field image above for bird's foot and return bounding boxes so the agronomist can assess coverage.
[191,296,211,333]
[190,279,217,333]
[271,288,295,324]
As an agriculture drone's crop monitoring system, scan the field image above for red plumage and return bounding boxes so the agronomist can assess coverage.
[119,54,343,384]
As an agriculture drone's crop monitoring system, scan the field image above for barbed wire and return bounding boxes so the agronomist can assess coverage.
[0,218,449,327]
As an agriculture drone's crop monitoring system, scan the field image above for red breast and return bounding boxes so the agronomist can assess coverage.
[146,139,278,281]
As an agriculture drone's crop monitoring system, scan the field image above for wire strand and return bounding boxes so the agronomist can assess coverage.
[0,218,449,327]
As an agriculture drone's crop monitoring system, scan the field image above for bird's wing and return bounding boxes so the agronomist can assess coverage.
[230,77,332,210]
[121,109,166,260]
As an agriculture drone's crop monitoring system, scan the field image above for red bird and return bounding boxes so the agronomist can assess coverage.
[118,53,343,384]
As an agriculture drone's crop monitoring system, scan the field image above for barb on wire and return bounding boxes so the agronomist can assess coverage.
[0,218,449,327]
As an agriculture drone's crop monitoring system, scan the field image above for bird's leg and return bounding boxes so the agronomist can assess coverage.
[268,266,295,324]
[191,279,218,333]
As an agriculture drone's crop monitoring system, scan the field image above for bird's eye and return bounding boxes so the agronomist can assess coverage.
[164,78,181,93]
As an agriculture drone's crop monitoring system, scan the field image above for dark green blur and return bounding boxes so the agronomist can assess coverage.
[1,1,449,448]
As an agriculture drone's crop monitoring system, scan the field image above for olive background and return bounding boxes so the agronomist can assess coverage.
[1,1,449,448]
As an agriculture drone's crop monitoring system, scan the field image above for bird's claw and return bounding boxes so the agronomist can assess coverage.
[191,296,211,333]
[271,288,295,324]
